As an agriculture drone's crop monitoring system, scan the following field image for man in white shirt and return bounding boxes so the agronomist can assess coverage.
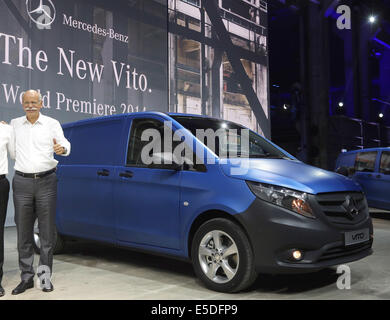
[11,89,71,295]
[0,122,14,297]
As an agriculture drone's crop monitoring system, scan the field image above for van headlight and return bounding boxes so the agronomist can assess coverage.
[246,181,315,219]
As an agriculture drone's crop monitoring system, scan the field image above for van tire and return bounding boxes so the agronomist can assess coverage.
[33,217,65,255]
[191,218,257,293]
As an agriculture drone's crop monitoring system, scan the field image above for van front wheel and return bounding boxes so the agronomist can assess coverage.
[191,218,257,293]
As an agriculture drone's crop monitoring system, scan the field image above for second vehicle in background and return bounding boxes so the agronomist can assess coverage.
[336,147,390,211]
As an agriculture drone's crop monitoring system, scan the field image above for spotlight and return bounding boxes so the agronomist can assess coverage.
[379,113,384,119]
[338,102,344,108]
[369,16,376,23]
[283,104,290,111]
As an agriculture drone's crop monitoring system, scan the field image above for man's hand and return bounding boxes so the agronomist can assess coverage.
[0,121,7,124]
[53,138,65,155]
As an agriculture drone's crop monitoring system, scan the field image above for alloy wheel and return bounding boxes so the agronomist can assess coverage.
[198,230,239,284]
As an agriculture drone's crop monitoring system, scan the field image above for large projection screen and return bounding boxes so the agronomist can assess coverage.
[0,0,168,226]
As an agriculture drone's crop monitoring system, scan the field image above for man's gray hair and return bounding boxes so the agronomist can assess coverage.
[22,90,42,102]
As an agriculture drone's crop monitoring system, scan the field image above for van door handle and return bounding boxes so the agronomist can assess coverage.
[119,171,134,178]
[97,169,110,176]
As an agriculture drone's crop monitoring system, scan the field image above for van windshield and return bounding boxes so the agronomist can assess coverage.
[171,116,291,159]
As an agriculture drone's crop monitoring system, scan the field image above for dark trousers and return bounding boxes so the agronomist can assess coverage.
[13,173,57,282]
[0,178,10,284]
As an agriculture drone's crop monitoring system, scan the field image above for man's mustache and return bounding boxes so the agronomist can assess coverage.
[25,107,38,111]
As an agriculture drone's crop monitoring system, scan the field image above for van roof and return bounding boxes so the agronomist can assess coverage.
[61,112,230,129]
[341,147,390,155]
[62,112,169,129]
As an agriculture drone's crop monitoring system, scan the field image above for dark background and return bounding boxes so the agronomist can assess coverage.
[268,0,390,170]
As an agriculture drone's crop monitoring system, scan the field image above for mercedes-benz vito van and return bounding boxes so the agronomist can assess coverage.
[33,112,373,293]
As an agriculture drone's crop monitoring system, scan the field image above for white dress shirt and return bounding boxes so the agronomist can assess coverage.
[11,113,71,173]
[0,123,15,175]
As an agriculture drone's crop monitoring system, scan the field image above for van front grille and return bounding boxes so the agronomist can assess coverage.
[315,192,368,225]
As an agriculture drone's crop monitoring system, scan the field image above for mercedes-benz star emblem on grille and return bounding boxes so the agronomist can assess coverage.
[26,0,56,30]
[342,195,359,220]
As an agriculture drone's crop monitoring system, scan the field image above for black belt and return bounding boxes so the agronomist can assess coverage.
[0,175,5,180]
[15,168,56,179]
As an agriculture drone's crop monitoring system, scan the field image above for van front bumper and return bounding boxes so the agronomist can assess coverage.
[235,198,373,274]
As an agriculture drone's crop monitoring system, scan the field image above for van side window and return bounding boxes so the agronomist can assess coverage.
[380,152,390,175]
[126,118,206,172]
[127,118,185,166]
[127,118,165,166]
[354,151,377,173]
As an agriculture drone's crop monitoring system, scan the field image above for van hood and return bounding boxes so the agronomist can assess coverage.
[219,158,361,194]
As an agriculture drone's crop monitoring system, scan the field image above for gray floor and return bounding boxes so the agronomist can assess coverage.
[1,210,390,300]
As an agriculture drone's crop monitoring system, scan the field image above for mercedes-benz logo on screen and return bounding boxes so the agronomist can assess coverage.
[26,0,56,30]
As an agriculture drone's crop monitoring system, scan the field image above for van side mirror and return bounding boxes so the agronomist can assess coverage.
[336,166,356,177]
[147,163,183,171]
[347,167,356,176]
[336,166,349,177]
[382,168,390,175]
[147,152,183,171]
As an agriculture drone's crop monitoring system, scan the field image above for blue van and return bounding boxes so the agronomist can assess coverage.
[336,147,390,211]
[33,112,373,293]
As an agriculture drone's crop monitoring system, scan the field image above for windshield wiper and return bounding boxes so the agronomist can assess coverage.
[249,154,290,159]
[221,152,291,160]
